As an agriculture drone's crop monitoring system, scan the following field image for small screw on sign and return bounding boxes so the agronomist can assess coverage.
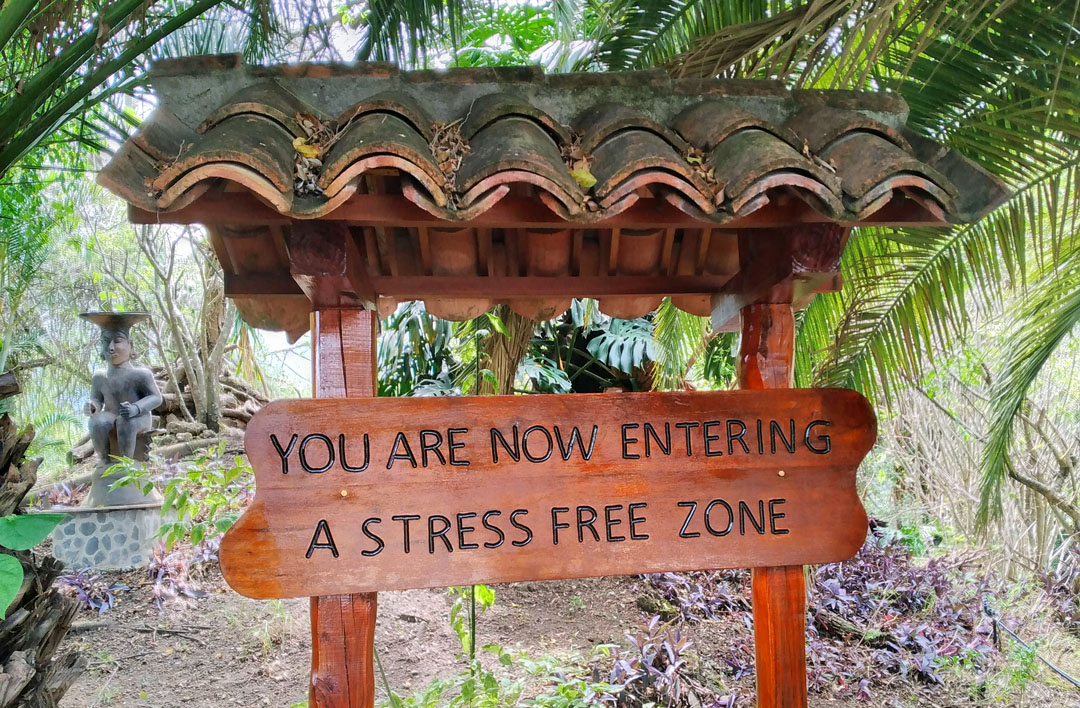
[340,489,348,497]
[778,470,786,477]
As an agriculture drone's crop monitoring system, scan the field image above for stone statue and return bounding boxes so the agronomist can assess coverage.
[80,312,163,507]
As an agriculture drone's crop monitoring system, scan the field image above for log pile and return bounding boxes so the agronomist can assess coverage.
[0,373,85,707]
[68,366,267,463]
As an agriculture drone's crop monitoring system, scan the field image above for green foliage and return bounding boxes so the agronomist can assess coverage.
[0,170,78,374]
[449,584,496,659]
[585,319,654,376]
[0,554,22,621]
[113,443,253,549]
[979,253,1080,525]
[0,513,67,550]
[0,0,310,179]
[382,644,524,708]
[1005,641,1040,695]
[454,3,559,67]
[379,302,457,397]
[0,512,65,618]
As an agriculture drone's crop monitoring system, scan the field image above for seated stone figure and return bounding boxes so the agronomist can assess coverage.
[80,312,163,507]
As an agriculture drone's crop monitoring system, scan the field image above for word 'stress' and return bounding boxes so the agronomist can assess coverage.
[219,390,876,599]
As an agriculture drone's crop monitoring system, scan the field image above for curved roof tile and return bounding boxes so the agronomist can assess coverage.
[707,128,843,217]
[574,103,688,154]
[786,106,911,153]
[590,130,711,210]
[673,101,801,152]
[198,80,319,136]
[153,114,296,201]
[318,112,445,199]
[460,92,570,145]
[456,116,583,203]
[337,90,435,140]
[820,131,958,216]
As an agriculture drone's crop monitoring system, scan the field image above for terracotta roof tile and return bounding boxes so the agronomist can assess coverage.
[460,92,569,144]
[590,129,711,211]
[574,103,688,154]
[707,128,842,217]
[457,116,583,209]
[198,80,321,136]
[338,90,434,140]
[153,114,295,195]
[318,112,445,199]
[101,59,1011,335]
[104,57,1007,228]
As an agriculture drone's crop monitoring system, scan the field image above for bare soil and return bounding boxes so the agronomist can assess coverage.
[57,568,1078,708]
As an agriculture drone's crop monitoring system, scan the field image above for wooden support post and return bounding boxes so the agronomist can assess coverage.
[310,308,378,708]
[738,303,808,708]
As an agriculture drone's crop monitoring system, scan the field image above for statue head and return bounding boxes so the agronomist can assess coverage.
[80,312,151,365]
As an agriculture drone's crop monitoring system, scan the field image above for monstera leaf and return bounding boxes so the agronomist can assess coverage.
[586,319,656,374]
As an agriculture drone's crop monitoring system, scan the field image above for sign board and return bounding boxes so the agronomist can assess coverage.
[219,390,875,599]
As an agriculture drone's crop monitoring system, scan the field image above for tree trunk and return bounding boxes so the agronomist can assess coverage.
[478,305,535,396]
[0,371,85,708]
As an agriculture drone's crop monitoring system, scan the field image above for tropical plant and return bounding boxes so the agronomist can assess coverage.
[0,512,66,618]
[0,0,303,180]
[0,171,77,375]
[112,441,254,550]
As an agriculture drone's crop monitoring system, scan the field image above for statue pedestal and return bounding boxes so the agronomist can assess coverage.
[49,502,164,570]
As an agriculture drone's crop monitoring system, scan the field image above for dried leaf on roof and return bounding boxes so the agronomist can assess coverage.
[430,119,470,203]
[685,145,721,192]
[292,112,338,195]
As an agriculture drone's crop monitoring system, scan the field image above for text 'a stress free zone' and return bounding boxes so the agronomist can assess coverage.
[304,498,791,560]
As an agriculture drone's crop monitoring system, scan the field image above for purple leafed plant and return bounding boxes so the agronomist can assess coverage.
[600,615,740,708]
[47,481,88,507]
[642,522,1002,701]
[1039,544,1080,633]
[146,538,217,608]
[57,567,128,614]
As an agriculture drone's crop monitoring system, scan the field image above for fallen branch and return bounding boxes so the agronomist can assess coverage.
[810,605,897,649]
[153,437,223,460]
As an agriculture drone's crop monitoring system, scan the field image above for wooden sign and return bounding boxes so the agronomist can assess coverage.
[219,390,875,599]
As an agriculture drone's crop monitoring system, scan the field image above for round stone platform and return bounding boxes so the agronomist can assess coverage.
[47,502,164,570]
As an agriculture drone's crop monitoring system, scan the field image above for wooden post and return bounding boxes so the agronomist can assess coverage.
[309,308,378,708]
[738,303,808,708]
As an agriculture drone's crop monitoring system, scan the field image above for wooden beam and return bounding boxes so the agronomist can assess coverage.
[737,303,808,708]
[130,192,948,230]
[225,273,739,299]
[309,308,379,708]
[286,221,376,308]
[711,225,846,332]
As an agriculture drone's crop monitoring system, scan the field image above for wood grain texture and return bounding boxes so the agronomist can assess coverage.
[288,221,376,308]
[131,192,951,230]
[308,307,377,708]
[219,389,874,599]
[739,303,809,708]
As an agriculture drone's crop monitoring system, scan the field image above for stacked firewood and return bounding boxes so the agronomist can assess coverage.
[0,372,84,707]
[68,366,267,463]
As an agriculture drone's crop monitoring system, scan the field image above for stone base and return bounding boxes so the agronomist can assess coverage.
[48,503,164,570]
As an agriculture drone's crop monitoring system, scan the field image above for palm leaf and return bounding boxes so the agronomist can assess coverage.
[651,297,707,390]
[978,247,1080,526]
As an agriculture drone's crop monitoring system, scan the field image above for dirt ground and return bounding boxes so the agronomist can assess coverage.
[59,571,647,708]
[58,567,1079,708]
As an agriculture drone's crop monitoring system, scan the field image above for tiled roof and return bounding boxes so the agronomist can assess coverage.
[100,55,1005,226]
[98,56,1008,339]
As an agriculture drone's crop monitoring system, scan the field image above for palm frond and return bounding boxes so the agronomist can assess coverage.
[978,248,1080,526]
[803,156,1080,399]
[354,0,468,66]
[651,297,707,390]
